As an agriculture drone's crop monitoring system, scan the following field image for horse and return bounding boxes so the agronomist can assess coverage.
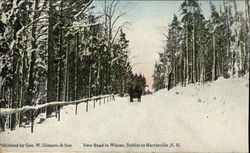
[128,85,142,102]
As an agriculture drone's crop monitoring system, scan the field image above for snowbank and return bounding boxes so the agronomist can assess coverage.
[0,76,248,152]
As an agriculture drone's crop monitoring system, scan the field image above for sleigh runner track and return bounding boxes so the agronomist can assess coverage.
[0,94,115,133]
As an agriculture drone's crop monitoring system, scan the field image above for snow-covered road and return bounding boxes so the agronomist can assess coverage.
[1,76,248,152]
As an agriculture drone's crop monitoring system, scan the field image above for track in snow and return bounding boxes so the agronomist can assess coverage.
[1,77,248,152]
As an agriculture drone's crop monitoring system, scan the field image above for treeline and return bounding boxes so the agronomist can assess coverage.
[0,0,137,126]
[153,0,250,91]
[130,73,147,91]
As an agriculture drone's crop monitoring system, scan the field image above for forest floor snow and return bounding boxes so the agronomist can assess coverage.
[0,75,249,152]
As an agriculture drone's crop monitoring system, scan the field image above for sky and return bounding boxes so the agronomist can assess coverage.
[117,1,183,88]
[92,1,245,89]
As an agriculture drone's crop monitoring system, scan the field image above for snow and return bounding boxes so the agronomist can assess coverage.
[0,12,7,24]
[0,95,113,116]
[0,76,248,152]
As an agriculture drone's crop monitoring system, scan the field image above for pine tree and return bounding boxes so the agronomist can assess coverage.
[153,0,249,91]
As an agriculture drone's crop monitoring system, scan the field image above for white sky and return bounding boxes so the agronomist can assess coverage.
[92,1,245,88]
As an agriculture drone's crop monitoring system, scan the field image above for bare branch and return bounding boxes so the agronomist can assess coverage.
[110,0,118,18]
[111,21,131,45]
[74,0,93,19]
[111,12,126,29]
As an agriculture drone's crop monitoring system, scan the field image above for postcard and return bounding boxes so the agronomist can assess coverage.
[0,0,249,152]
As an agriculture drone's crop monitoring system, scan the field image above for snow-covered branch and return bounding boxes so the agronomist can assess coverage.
[67,23,102,30]
[74,0,93,20]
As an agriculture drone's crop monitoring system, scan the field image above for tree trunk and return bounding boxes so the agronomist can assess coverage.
[75,32,80,99]
[27,17,38,106]
[57,0,64,101]
[192,6,196,83]
[181,46,184,87]
[185,23,189,84]
[64,39,70,101]
[212,33,217,81]
[47,0,56,117]
[88,62,92,98]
